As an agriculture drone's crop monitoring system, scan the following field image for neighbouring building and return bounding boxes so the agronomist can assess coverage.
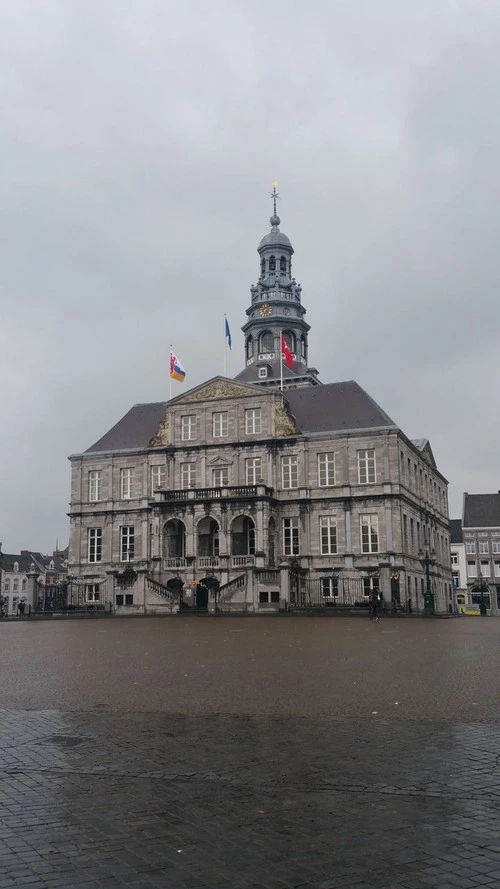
[450,519,467,607]
[461,492,500,615]
[67,201,452,614]
[0,547,68,615]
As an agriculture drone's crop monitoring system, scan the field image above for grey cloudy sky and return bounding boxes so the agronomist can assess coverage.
[1,0,499,552]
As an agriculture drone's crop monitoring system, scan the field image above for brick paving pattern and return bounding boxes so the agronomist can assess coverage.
[1,617,500,887]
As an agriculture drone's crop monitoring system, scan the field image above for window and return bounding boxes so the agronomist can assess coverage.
[283,518,299,556]
[259,331,274,352]
[89,470,101,502]
[451,553,458,565]
[495,561,500,577]
[181,415,196,441]
[322,577,339,598]
[357,449,376,484]
[407,457,412,482]
[151,465,166,493]
[360,515,379,553]
[212,411,228,437]
[467,561,477,578]
[258,367,268,379]
[410,518,414,551]
[116,594,134,606]
[13,579,18,593]
[318,453,335,487]
[363,576,380,596]
[492,541,500,554]
[480,560,490,577]
[465,541,476,554]
[403,514,408,548]
[245,408,262,434]
[88,528,102,563]
[3,580,9,593]
[269,255,276,271]
[213,467,229,487]
[120,526,135,562]
[282,455,298,489]
[320,517,337,555]
[479,541,489,554]
[259,591,280,604]
[181,463,196,488]
[246,457,262,485]
[86,584,100,603]
[280,256,287,273]
[22,579,27,591]
[120,468,133,500]
[452,574,460,588]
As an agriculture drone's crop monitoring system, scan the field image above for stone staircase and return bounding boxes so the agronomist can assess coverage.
[217,574,246,605]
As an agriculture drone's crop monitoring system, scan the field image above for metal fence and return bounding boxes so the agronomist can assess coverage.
[289,573,369,610]
[35,581,110,613]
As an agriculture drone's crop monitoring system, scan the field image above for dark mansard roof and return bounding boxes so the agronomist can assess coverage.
[463,493,500,529]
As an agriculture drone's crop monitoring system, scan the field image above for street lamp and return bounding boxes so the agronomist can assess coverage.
[418,547,437,614]
[475,573,489,617]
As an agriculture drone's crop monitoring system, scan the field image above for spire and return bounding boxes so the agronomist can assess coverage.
[270,179,280,226]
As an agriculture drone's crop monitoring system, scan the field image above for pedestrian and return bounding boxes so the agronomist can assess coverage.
[18,601,25,617]
[371,587,380,621]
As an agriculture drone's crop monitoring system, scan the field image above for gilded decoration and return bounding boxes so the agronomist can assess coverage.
[274,401,299,437]
[149,415,171,447]
[181,380,255,403]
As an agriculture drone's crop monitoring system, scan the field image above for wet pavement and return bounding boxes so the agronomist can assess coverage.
[1,617,500,888]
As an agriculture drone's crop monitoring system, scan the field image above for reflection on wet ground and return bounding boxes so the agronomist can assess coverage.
[1,617,500,887]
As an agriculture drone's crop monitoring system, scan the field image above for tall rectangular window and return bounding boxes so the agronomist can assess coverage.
[465,541,476,554]
[322,577,339,598]
[357,449,376,484]
[318,453,335,487]
[245,408,261,435]
[467,561,477,578]
[85,583,100,603]
[181,463,196,488]
[494,561,500,577]
[120,526,135,561]
[120,468,133,500]
[212,411,228,437]
[181,415,196,441]
[480,560,490,577]
[360,515,379,553]
[245,457,262,485]
[410,517,414,551]
[492,541,500,554]
[479,541,489,554]
[88,470,101,502]
[320,517,337,555]
[282,455,298,489]
[403,514,408,548]
[88,528,102,563]
[283,518,299,556]
[151,465,166,492]
[213,467,229,487]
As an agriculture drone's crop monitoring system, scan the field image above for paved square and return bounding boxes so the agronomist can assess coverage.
[1,616,500,888]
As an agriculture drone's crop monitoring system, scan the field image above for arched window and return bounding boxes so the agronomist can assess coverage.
[283,331,295,353]
[197,517,219,557]
[259,330,274,353]
[231,516,256,556]
[246,336,253,360]
[280,256,287,273]
[260,258,265,276]
[13,562,19,573]
[300,335,307,360]
[163,519,186,558]
[269,255,276,272]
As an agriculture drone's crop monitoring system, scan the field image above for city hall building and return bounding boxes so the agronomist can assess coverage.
[68,205,452,614]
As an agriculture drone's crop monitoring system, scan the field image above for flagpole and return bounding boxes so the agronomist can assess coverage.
[280,330,283,392]
[169,344,172,400]
[223,315,227,377]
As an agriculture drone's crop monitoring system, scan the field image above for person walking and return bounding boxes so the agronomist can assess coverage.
[371,587,381,621]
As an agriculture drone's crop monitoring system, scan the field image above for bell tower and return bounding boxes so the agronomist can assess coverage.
[235,183,320,389]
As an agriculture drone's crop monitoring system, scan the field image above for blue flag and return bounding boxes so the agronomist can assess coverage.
[225,317,232,350]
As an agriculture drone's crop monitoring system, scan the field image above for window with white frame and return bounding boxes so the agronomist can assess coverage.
[451,553,458,565]
[480,560,490,577]
[360,515,379,553]
[85,583,100,603]
[479,541,489,554]
[320,517,337,555]
[120,526,135,562]
[151,465,166,493]
[452,574,459,588]
[318,453,335,487]
[245,457,262,485]
[22,578,27,591]
[88,528,102,563]
[282,455,298,489]
[245,408,261,435]
[258,367,268,379]
[467,561,477,578]
[88,470,102,502]
[13,579,18,593]
[3,579,10,592]
[283,517,299,556]
[322,577,339,598]
[181,414,196,441]
[212,411,228,437]
[357,449,376,484]
[465,540,476,554]
[492,541,500,554]
[120,468,133,500]
[495,561,500,577]
[181,463,196,488]
[213,467,229,487]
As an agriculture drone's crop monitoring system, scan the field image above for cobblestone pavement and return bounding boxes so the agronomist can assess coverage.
[1,618,500,888]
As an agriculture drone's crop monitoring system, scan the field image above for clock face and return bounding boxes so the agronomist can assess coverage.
[259,303,272,317]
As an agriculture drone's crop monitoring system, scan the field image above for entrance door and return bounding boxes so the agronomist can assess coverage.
[195,583,209,609]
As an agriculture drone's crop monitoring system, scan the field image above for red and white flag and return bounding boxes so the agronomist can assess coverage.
[280,333,293,369]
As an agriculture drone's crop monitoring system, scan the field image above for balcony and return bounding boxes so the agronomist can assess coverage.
[154,485,274,504]
[197,557,220,569]
[163,557,188,571]
[232,555,255,568]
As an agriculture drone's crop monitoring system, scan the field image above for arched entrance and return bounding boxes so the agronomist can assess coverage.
[196,576,219,609]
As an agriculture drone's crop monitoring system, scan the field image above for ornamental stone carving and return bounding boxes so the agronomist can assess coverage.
[181,380,255,402]
[274,401,300,436]
[149,415,171,447]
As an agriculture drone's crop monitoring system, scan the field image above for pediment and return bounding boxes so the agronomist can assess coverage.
[171,377,259,405]
[207,455,233,466]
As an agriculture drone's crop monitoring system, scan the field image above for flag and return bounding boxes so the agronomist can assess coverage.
[280,333,293,369]
[170,351,186,382]
[225,317,232,350]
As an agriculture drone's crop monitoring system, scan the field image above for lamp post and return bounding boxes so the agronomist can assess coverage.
[419,547,437,614]
[475,573,489,617]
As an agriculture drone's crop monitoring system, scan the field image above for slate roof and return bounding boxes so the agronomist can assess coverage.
[449,519,463,544]
[82,380,396,455]
[235,358,319,387]
[463,493,500,528]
